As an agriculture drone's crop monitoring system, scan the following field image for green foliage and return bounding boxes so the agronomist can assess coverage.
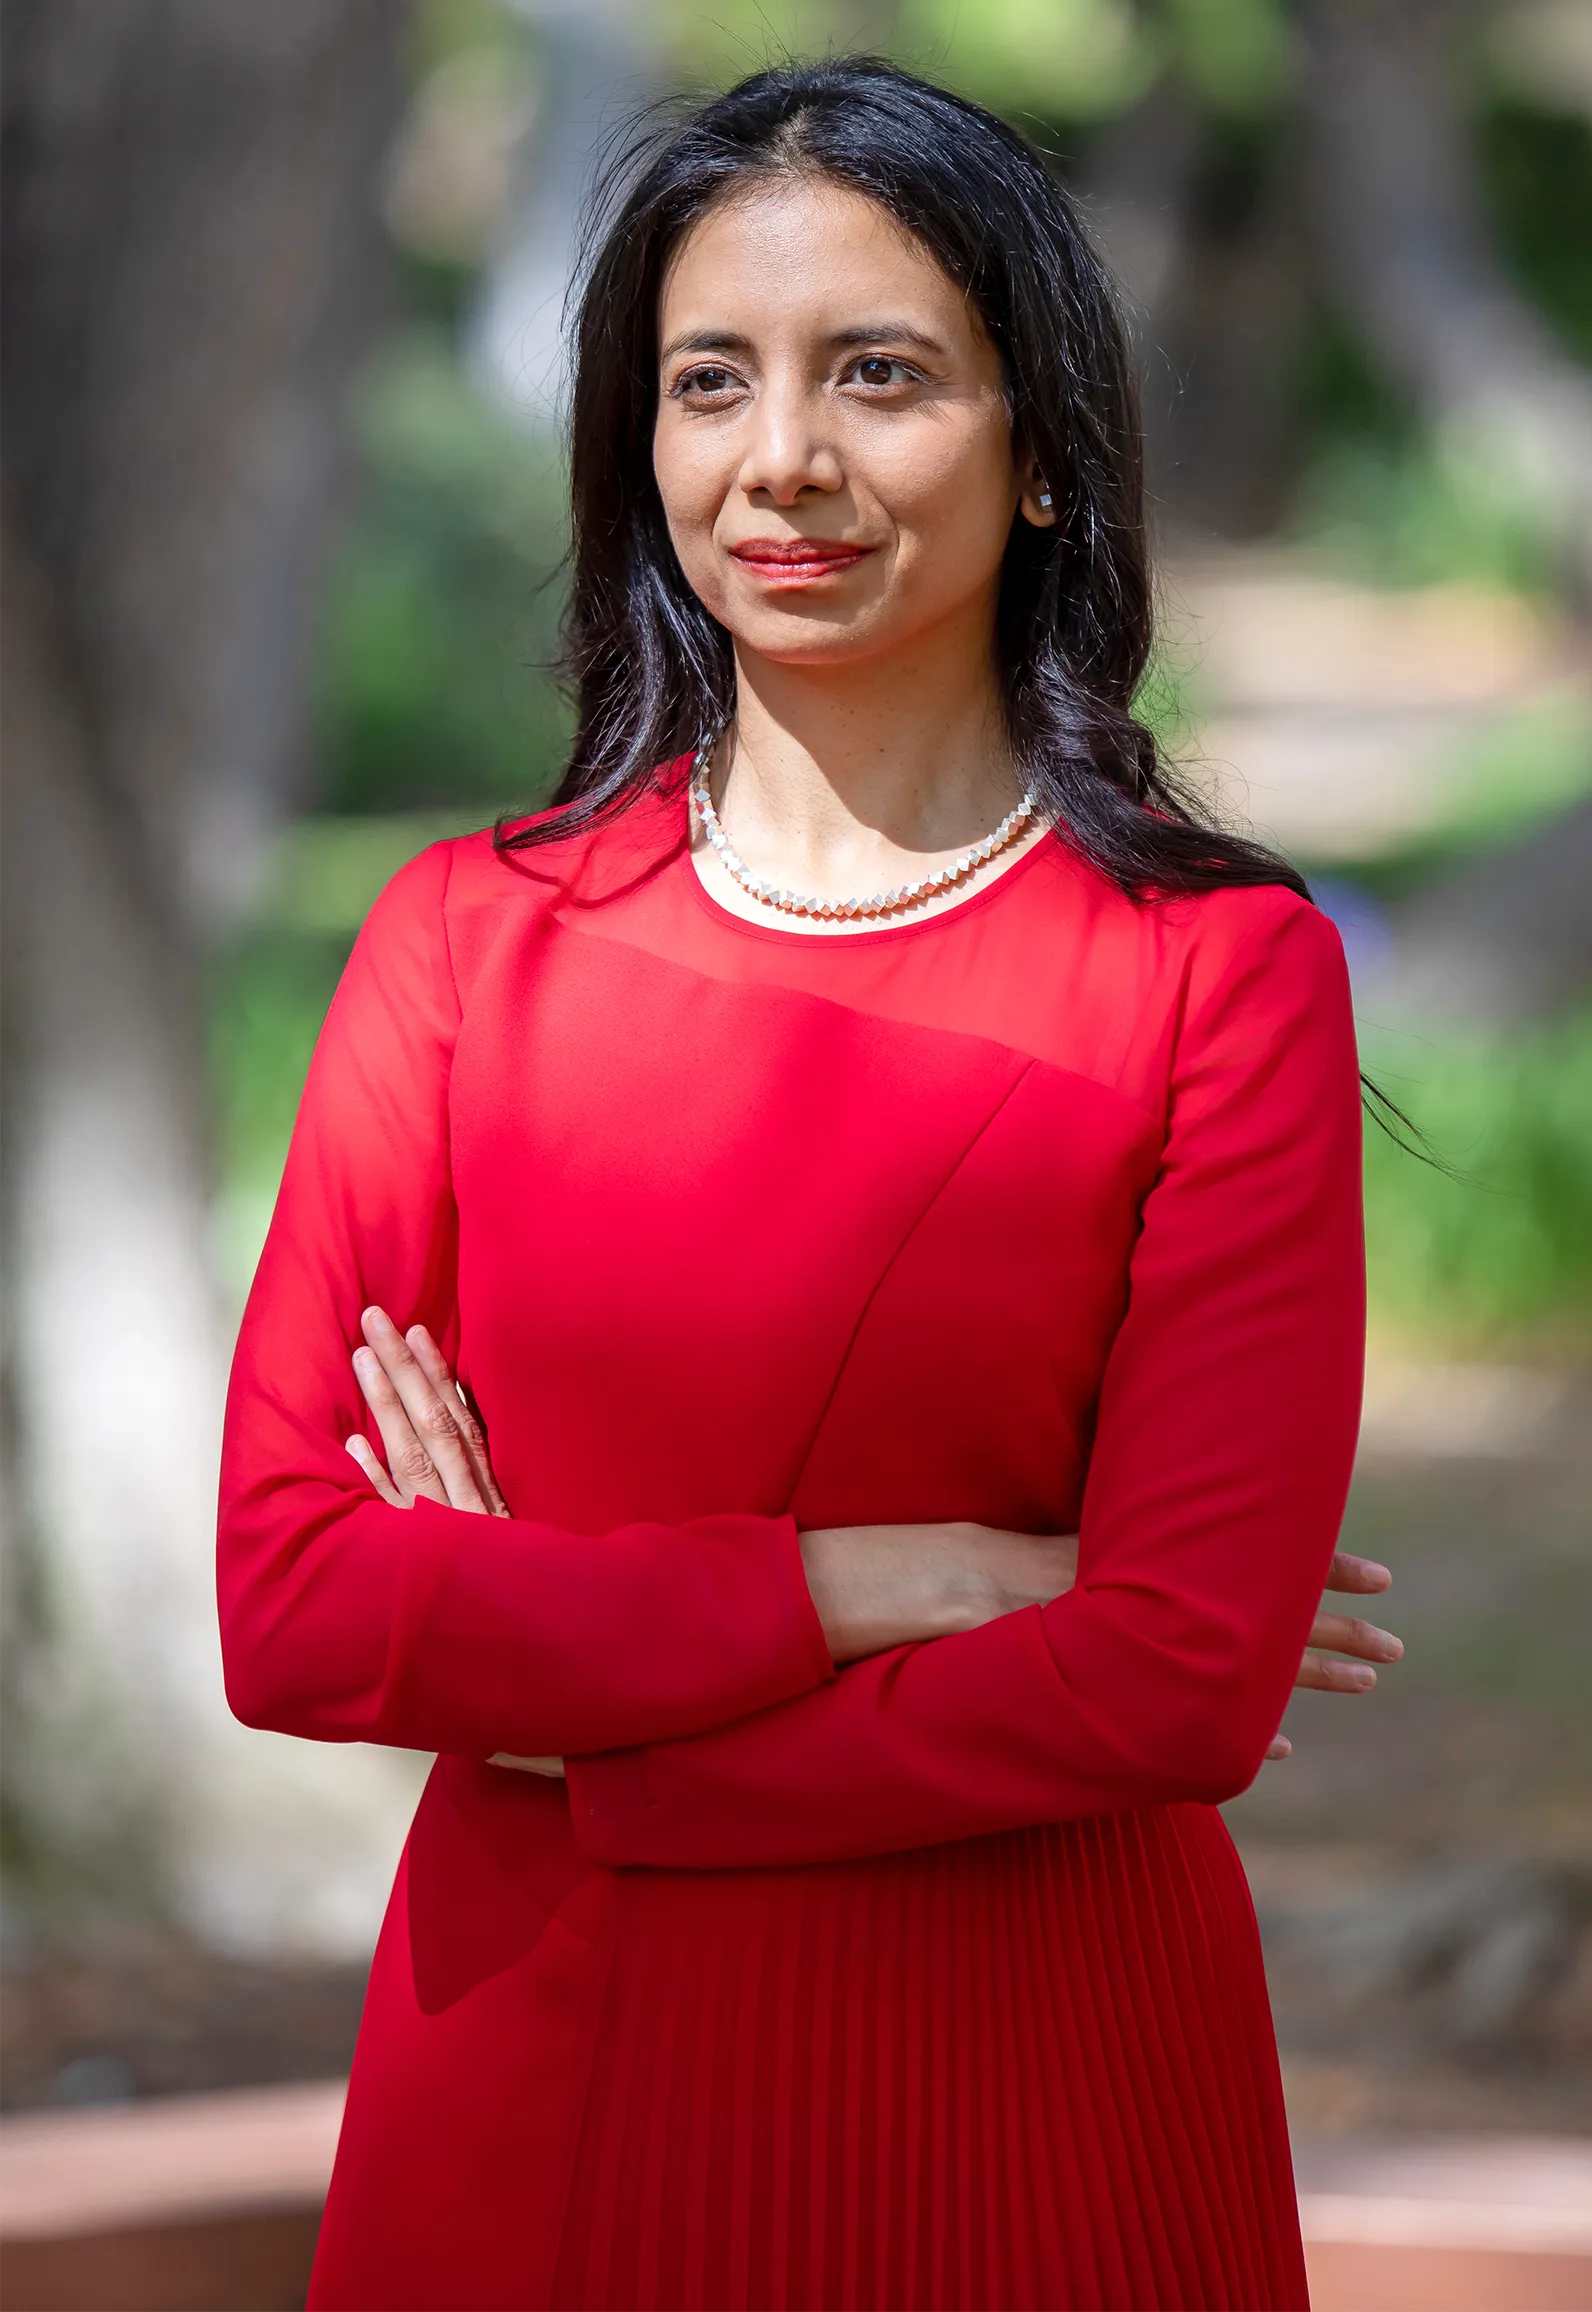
[1363,1012,1592,1356]
[1156,0,1293,119]
[209,924,356,1304]
[314,335,571,815]
[1292,426,1567,598]
[1289,318,1562,594]
[1414,687,1592,858]
[408,0,526,81]
[895,0,1158,122]
[658,0,896,84]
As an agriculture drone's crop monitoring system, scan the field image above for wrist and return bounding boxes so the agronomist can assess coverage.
[798,1527,865,1659]
[799,1523,977,1659]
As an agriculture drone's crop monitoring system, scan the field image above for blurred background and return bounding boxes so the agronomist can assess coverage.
[2,0,1589,2293]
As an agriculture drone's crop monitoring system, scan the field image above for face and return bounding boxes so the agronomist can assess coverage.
[652,175,1052,671]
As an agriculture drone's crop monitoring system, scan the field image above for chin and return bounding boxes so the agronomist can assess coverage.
[737,618,898,670]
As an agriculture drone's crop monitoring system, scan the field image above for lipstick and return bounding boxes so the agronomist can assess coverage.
[730,537,874,585]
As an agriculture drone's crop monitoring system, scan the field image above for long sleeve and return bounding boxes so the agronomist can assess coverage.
[216,842,833,1759]
[566,898,1364,1868]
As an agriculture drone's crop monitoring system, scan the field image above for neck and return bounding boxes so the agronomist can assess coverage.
[721,611,1020,875]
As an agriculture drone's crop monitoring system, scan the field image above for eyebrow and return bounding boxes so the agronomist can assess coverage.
[658,320,950,365]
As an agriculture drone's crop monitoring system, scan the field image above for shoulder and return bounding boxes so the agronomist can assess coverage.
[1036,840,1346,1014]
[1023,843,1352,1107]
[358,771,690,985]
[1161,881,1348,1017]
[1157,884,1358,1111]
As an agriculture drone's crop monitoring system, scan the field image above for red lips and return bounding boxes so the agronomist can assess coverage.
[730,537,874,584]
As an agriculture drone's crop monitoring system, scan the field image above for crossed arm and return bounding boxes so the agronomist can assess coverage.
[345,1301,1402,1786]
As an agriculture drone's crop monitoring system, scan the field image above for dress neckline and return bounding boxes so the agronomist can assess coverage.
[676,784,1061,950]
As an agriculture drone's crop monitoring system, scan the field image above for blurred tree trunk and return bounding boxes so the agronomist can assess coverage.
[1302,0,1592,598]
[1082,86,1310,543]
[1,0,405,1942]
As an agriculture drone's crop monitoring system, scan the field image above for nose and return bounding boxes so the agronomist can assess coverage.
[736,376,843,505]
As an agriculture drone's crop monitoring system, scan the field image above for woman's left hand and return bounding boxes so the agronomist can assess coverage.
[1265,1550,1402,1761]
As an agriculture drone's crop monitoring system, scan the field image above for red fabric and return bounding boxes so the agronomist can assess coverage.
[218,766,1364,2310]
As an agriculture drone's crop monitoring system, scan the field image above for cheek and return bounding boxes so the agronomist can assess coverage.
[878,420,1017,583]
[653,421,731,607]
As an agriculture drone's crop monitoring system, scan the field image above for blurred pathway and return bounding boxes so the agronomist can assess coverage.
[3,2083,1590,2311]
[1163,550,1589,864]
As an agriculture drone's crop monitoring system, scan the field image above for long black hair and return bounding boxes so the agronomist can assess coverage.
[497,54,1304,905]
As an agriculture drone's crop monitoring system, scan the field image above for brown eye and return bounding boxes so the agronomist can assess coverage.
[676,364,738,398]
[845,356,918,391]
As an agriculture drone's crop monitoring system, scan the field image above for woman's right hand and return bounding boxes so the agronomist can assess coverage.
[798,1522,1079,1662]
[345,1305,508,1517]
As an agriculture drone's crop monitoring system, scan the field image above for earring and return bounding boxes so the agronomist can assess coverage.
[1037,484,1053,509]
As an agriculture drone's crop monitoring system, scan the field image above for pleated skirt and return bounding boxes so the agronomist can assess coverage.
[553,1805,1304,2310]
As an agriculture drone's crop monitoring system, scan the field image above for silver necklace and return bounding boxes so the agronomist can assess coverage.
[690,746,1040,923]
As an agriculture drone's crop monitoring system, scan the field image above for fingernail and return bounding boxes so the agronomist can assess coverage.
[1348,1665,1376,1688]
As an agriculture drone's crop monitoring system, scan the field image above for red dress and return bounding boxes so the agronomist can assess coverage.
[218,763,1364,2311]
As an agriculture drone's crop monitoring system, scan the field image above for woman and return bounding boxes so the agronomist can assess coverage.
[218,59,1402,2312]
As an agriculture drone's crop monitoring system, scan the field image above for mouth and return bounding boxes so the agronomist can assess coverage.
[729,537,875,586]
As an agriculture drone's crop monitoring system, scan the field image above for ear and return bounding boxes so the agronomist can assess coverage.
[1017,454,1058,529]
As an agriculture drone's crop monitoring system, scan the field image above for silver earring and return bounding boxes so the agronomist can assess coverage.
[1038,487,1053,510]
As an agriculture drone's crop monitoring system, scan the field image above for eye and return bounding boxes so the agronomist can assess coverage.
[670,363,743,403]
[842,355,922,391]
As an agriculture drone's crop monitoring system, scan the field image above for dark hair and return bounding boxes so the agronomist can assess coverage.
[498,54,1303,902]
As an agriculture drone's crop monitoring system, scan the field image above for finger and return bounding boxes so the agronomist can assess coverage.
[405,1327,509,1516]
[1265,1734,1292,1761]
[1308,1609,1404,1664]
[345,1433,406,1510]
[1323,1551,1392,1596]
[1295,1650,1378,1693]
[361,1308,487,1512]
[489,1753,567,1778]
[352,1343,449,1509]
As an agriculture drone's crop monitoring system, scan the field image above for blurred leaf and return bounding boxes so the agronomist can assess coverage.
[1292,423,1563,597]
[660,0,895,82]
[1160,0,1294,118]
[1440,687,1592,851]
[896,0,1160,123]
[1363,1011,1592,1356]
[407,0,522,81]
[260,813,491,935]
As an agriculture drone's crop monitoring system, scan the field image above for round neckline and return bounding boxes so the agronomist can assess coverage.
[676,784,1060,950]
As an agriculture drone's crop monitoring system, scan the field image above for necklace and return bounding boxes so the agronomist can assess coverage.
[690,747,1040,923]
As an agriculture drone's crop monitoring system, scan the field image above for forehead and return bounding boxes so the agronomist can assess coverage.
[659,176,981,346]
